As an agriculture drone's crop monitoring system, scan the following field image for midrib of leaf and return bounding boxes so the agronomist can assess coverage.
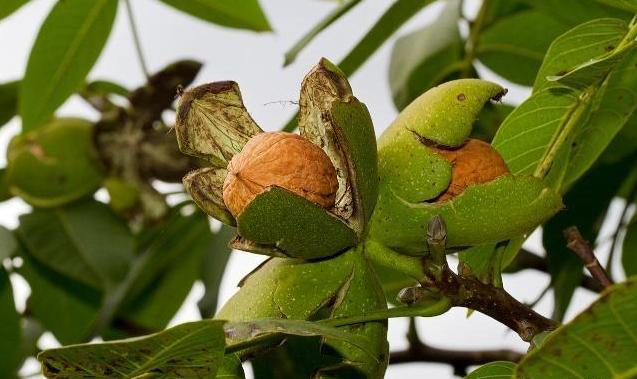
[54,207,105,286]
[532,86,595,179]
[31,0,110,126]
[532,18,637,181]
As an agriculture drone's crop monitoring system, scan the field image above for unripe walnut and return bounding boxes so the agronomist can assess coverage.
[434,139,509,202]
[223,132,338,217]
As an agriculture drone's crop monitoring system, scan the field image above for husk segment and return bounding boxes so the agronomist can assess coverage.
[370,79,562,253]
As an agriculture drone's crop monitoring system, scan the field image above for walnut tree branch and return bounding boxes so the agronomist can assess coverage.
[564,226,613,289]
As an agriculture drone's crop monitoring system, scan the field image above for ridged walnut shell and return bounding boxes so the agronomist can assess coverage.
[223,132,338,217]
[434,138,509,202]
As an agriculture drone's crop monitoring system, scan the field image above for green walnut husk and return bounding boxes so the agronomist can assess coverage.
[175,58,378,260]
[368,79,563,254]
[217,246,388,378]
[6,118,104,207]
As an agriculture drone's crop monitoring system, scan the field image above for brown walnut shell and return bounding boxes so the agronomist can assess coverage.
[223,132,338,217]
[434,138,510,202]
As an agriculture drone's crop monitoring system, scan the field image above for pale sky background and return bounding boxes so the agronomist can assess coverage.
[0,1,632,378]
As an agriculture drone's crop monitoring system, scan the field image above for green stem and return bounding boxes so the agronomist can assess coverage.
[321,298,452,327]
[364,239,425,280]
[124,0,150,79]
[460,0,490,77]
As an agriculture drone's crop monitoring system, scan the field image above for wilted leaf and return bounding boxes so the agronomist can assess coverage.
[157,0,271,32]
[0,81,19,128]
[466,361,515,378]
[16,199,135,290]
[0,268,21,378]
[39,319,226,378]
[388,0,463,110]
[476,11,568,86]
[20,0,118,132]
[516,277,637,378]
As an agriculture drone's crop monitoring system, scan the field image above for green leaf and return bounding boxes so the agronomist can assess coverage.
[562,50,637,187]
[476,10,569,86]
[17,248,101,345]
[0,269,21,378]
[20,0,117,132]
[339,0,435,76]
[282,0,435,132]
[595,0,637,12]
[516,277,637,378]
[0,80,19,128]
[39,319,226,378]
[6,118,105,207]
[16,199,135,290]
[226,319,378,359]
[388,0,463,110]
[623,215,637,277]
[218,355,245,379]
[492,18,637,182]
[284,0,362,66]
[0,169,10,202]
[198,225,234,318]
[466,361,515,379]
[157,0,271,32]
[520,0,630,26]
[0,226,17,261]
[602,114,637,163]
[0,0,29,21]
[96,209,215,337]
[543,159,631,320]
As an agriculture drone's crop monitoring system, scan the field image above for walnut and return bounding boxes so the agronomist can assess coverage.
[433,139,509,202]
[222,132,338,217]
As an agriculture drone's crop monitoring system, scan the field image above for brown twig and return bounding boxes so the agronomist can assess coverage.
[564,226,613,289]
[390,317,523,376]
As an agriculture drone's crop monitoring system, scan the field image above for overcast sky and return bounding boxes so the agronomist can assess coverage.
[0,1,630,378]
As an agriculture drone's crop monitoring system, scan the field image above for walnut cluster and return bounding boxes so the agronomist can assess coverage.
[434,139,509,202]
[222,132,339,217]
